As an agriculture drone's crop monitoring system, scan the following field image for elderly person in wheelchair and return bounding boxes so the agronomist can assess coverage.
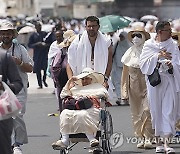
[52,67,109,149]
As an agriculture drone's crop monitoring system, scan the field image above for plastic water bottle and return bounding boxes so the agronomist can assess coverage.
[0,75,3,95]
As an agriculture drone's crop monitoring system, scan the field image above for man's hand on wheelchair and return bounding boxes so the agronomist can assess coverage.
[103,80,109,90]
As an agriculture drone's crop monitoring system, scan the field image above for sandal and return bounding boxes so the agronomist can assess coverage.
[137,142,144,149]
[52,140,68,150]
[144,139,153,149]
[165,147,175,154]
[156,146,165,153]
[90,139,99,147]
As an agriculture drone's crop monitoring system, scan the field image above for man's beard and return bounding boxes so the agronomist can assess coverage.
[87,30,97,37]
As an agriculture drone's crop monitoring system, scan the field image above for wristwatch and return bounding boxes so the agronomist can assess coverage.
[19,61,24,66]
[104,76,109,81]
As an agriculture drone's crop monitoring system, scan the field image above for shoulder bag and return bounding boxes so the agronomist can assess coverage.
[148,64,161,87]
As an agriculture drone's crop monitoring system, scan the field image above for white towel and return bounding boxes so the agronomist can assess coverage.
[76,31,111,75]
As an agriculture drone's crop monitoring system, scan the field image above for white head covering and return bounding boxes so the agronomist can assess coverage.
[75,68,104,86]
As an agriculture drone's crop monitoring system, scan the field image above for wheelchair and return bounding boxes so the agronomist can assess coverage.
[53,97,113,154]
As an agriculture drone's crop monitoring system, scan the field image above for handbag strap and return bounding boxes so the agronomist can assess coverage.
[156,62,161,69]
[11,43,15,56]
[2,53,8,83]
[112,41,119,58]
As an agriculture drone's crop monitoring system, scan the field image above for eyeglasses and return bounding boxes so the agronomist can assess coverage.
[161,29,171,32]
[86,25,98,29]
[131,33,142,38]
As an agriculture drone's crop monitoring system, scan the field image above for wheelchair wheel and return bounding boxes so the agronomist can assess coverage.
[59,149,68,154]
[60,149,65,154]
[100,110,113,154]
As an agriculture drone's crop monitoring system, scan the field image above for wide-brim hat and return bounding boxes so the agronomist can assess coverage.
[75,68,105,86]
[59,30,77,48]
[0,21,18,37]
[172,32,180,45]
[128,26,150,43]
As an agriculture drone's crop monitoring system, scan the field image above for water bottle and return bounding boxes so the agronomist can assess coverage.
[0,75,3,95]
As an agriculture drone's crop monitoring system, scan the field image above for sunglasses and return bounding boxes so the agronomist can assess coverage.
[81,77,92,80]
[132,33,142,38]
[172,35,178,41]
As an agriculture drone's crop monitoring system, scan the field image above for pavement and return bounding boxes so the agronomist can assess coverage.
[27,72,54,94]
[21,73,180,154]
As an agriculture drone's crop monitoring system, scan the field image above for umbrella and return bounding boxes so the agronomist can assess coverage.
[140,15,158,21]
[100,15,131,33]
[42,24,55,32]
[18,26,35,34]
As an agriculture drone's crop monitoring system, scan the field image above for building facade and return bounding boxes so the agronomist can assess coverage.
[1,0,180,20]
[0,0,6,17]
[114,0,180,20]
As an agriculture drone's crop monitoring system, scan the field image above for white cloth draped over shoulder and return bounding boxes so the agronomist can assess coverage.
[139,37,180,136]
[68,31,111,75]
[121,44,144,68]
[48,41,62,59]
[60,83,108,99]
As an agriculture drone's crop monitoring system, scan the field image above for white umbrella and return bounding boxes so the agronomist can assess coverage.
[18,26,36,34]
[42,24,55,32]
[140,15,158,21]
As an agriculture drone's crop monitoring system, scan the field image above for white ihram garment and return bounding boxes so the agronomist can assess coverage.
[48,41,62,59]
[140,38,180,136]
[68,31,110,75]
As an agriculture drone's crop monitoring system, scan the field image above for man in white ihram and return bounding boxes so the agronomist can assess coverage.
[66,16,113,89]
[140,21,180,153]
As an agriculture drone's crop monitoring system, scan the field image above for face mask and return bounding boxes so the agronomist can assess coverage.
[132,32,145,46]
[132,36,144,46]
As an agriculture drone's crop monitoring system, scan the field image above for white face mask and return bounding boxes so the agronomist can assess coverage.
[132,32,145,47]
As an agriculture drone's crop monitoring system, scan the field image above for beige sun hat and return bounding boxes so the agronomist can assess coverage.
[0,20,18,37]
[128,26,150,43]
[75,68,105,86]
[59,30,77,48]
